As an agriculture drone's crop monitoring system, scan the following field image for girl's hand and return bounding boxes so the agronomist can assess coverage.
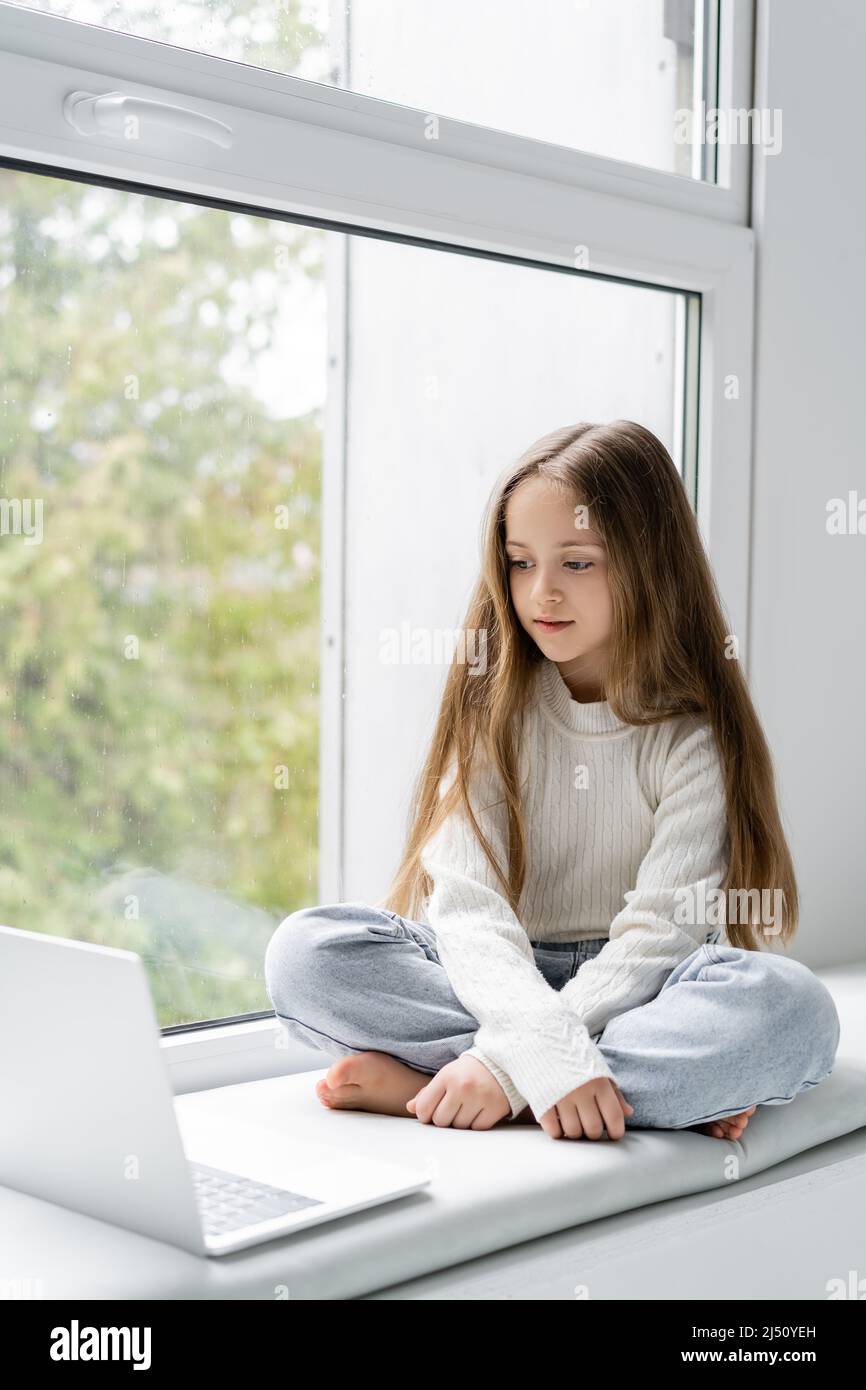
[540,1076,634,1141]
[406,1055,511,1130]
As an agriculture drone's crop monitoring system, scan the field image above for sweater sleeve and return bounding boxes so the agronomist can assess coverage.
[559,716,730,1039]
[420,754,615,1121]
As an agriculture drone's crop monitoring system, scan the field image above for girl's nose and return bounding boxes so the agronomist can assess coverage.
[534,579,563,602]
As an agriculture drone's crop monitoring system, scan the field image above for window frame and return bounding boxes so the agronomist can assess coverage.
[0,0,756,1095]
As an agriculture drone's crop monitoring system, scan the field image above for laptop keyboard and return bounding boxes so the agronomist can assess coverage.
[190,1160,323,1237]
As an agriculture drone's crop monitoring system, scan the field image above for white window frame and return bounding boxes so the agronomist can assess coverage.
[0,0,756,1095]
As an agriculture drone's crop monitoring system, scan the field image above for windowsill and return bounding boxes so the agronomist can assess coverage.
[1,961,863,1299]
[161,1016,324,1096]
[2,1059,866,1301]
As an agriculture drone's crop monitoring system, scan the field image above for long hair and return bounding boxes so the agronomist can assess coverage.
[378,421,797,951]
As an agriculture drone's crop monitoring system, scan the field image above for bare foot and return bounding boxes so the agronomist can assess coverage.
[691,1105,757,1140]
[315,1051,430,1117]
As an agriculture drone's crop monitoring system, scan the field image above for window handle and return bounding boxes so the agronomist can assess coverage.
[62,89,234,150]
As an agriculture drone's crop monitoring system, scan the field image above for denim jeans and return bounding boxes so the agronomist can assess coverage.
[263,900,841,1129]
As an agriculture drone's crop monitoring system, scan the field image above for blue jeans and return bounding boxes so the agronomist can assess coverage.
[263,901,841,1129]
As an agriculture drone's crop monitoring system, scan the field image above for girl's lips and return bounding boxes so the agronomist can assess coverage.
[535,619,573,631]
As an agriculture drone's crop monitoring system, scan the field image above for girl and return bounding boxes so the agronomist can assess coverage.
[264,421,840,1143]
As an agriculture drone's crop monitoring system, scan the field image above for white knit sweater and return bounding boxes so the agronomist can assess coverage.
[418,657,730,1121]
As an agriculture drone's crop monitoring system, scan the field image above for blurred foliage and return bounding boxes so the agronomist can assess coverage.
[0,135,327,1026]
[13,0,329,80]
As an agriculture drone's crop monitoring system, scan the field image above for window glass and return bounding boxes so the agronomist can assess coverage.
[0,166,324,1027]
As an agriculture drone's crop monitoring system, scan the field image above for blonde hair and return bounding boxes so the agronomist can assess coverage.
[379,420,797,951]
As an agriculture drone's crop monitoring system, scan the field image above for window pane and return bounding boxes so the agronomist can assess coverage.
[0,167,324,1028]
[341,239,695,915]
[0,164,695,1031]
[18,0,719,180]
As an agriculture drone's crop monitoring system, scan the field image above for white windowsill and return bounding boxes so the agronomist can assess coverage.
[161,1016,323,1096]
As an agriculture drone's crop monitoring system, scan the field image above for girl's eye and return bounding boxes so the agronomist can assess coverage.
[508,559,594,573]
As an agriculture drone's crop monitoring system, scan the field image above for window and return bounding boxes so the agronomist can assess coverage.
[0,167,324,1029]
[12,0,723,181]
[0,0,755,1089]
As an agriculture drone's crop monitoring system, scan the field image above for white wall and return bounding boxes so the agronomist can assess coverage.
[749,0,866,966]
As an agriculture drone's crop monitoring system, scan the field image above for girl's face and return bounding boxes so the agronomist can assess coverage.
[504,476,613,696]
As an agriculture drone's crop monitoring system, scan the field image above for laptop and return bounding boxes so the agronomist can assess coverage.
[0,924,433,1257]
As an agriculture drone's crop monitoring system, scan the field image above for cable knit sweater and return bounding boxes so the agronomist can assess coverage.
[418,657,730,1121]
